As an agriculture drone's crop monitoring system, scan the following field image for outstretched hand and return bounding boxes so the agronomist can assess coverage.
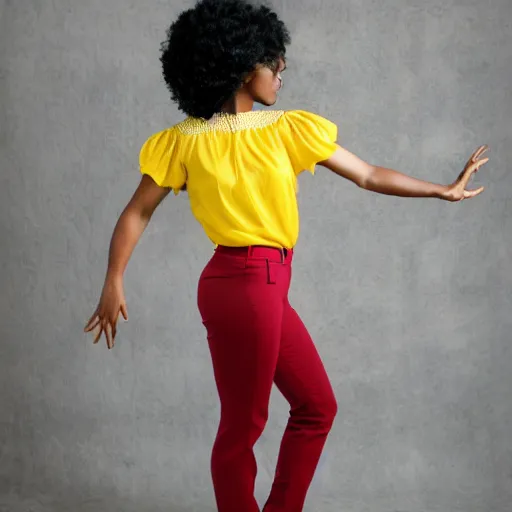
[442,145,489,202]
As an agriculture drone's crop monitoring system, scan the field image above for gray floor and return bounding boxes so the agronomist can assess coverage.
[1,0,511,511]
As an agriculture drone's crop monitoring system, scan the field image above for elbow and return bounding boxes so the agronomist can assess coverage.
[123,203,152,227]
[358,176,369,190]
[358,165,377,190]
[137,206,154,225]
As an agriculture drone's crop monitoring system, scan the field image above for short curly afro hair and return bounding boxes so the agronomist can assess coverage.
[160,0,291,119]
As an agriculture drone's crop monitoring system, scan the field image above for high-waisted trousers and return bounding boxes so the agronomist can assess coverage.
[197,245,338,512]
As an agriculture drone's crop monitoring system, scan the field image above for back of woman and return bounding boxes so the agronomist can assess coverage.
[140,110,337,248]
[84,1,489,511]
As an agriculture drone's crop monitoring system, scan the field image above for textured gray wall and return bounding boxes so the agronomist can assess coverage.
[1,0,511,511]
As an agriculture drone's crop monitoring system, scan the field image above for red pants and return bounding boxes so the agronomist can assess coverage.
[197,246,338,512]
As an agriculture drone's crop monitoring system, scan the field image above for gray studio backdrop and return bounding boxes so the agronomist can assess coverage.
[1,0,511,511]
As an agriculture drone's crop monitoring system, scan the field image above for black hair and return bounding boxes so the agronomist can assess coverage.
[160,0,291,119]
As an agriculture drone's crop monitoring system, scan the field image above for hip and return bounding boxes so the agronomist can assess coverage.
[197,245,294,314]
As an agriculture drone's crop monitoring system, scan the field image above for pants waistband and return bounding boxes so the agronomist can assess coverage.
[215,245,293,264]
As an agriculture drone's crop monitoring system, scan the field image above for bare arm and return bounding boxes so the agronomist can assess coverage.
[319,144,489,201]
[85,175,171,348]
[105,175,171,281]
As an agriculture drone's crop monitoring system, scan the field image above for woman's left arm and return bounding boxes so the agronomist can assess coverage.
[319,144,489,202]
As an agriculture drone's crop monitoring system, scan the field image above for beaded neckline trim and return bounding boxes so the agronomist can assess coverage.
[175,110,285,135]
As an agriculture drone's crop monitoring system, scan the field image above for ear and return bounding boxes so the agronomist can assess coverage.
[244,63,263,85]
[243,70,256,85]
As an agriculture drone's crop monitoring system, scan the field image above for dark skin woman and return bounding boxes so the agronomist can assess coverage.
[85,1,489,510]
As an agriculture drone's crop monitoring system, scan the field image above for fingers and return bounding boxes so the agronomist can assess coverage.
[86,317,101,333]
[110,308,125,346]
[93,323,103,344]
[474,157,489,171]
[463,157,489,185]
[461,154,489,187]
[464,186,485,199]
[87,302,127,349]
[111,311,119,344]
[104,321,114,350]
[84,310,99,332]
[471,145,489,163]
[467,145,489,173]
[88,311,116,348]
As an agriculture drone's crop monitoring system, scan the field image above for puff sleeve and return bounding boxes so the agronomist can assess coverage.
[280,110,338,175]
[139,127,187,194]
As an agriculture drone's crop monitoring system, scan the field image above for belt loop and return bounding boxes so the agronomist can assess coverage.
[244,245,252,268]
[266,259,276,284]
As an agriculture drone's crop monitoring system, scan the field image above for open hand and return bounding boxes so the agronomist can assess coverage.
[442,145,489,202]
[84,277,128,350]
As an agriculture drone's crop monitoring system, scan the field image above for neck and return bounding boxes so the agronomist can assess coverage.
[220,90,255,114]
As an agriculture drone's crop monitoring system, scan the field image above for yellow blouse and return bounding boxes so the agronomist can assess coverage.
[139,110,338,248]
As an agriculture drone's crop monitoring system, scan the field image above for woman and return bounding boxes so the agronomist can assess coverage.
[84,1,489,510]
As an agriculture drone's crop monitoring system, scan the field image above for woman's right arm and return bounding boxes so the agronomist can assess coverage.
[84,175,171,350]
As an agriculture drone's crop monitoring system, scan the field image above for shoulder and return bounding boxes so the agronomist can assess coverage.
[142,124,178,145]
[278,110,337,137]
[280,110,332,123]
[140,123,183,153]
